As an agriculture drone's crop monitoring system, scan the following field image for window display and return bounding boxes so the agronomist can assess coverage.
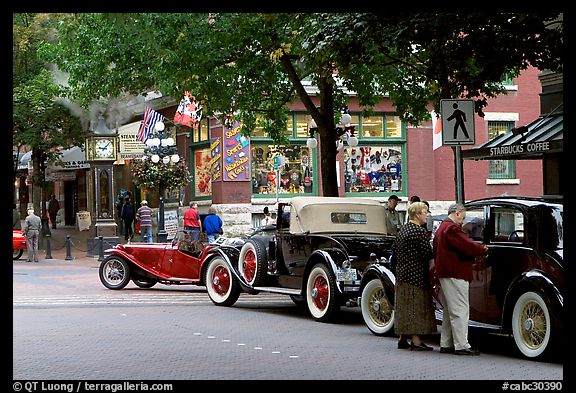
[343,146,403,193]
[251,144,314,195]
[194,148,213,196]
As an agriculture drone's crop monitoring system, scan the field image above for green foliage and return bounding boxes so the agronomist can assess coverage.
[130,159,190,192]
[42,12,563,197]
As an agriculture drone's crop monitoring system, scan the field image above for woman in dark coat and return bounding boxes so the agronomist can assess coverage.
[393,201,437,351]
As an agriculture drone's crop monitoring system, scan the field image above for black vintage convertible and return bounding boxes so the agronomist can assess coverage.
[203,196,396,323]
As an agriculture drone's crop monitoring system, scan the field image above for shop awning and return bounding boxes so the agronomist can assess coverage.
[461,114,563,160]
[16,146,90,171]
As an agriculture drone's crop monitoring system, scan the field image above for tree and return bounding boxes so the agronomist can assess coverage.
[13,13,86,216]
[42,13,563,197]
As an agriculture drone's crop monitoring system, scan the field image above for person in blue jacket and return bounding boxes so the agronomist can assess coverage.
[203,205,223,244]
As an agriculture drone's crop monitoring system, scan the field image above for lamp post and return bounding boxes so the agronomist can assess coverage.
[306,112,358,150]
[142,120,180,243]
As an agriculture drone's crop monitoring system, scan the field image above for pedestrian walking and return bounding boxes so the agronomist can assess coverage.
[135,200,153,243]
[48,195,60,229]
[23,208,41,262]
[203,205,223,244]
[433,203,488,355]
[393,201,437,351]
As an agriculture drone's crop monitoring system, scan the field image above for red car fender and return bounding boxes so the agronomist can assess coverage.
[13,230,27,250]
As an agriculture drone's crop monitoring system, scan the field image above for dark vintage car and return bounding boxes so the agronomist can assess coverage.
[13,229,27,260]
[360,196,564,360]
[203,196,396,322]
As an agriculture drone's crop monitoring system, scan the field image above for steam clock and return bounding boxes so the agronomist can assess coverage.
[86,114,119,237]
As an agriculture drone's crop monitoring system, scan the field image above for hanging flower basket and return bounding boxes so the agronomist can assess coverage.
[130,159,190,192]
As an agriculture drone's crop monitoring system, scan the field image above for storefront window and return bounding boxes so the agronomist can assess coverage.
[343,145,403,193]
[361,116,384,138]
[194,118,210,142]
[385,115,402,138]
[251,144,314,195]
[194,148,213,196]
[294,113,312,138]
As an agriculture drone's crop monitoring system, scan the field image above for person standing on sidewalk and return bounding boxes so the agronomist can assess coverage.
[121,197,135,242]
[48,195,60,229]
[433,203,488,356]
[183,202,202,241]
[23,208,41,262]
[384,194,402,236]
[13,203,21,230]
[203,205,223,244]
[135,200,153,243]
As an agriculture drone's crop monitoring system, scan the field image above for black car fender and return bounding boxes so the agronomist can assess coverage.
[501,269,563,331]
[202,246,259,294]
[302,248,349,294]
[360,263,396,304]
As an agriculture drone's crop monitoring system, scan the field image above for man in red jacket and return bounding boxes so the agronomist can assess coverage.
[433,203,488,356]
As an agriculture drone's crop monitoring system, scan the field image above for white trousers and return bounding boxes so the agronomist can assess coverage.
[439,277,471,350]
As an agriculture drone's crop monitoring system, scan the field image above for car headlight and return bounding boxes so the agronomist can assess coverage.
[342,260,351,270]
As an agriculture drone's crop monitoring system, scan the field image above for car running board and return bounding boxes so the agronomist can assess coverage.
[253,286,301,296]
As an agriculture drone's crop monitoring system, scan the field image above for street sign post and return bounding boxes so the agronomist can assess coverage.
[441,99,475,145]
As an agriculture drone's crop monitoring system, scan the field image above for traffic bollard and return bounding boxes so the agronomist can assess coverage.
[65,235,73,260]
[98,235,105,261]
[45,234,53,259]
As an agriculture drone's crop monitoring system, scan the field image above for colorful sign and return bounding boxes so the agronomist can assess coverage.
[223,122,250,181]
[210,137,222,182]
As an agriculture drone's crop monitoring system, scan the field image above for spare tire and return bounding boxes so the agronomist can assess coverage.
[238,238,268,286]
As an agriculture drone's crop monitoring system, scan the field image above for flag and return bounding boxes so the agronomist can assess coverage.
[137,107,164,143]
[432,111,442,150]
[174,91,203,128]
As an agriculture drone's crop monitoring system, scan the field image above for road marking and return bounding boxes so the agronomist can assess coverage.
[13,292,293,306]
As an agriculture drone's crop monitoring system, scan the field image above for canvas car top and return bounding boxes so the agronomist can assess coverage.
[287,196,388,234]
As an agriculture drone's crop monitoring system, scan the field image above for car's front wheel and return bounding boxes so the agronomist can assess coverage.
[360,278,395,335]
[306,264,340,322]
[512,291,558,360]
[13,249,23,260]
[205,256,241,306]
[99,256,131,290]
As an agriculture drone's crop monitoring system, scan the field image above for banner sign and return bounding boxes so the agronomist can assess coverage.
[223,122,250,181]
[210,137,222,182]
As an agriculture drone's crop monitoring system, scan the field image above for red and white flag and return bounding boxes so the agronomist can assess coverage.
[174,91,203,128]
[432,111,442,150]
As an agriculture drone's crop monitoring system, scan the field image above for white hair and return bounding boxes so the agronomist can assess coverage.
[27,209,35,215]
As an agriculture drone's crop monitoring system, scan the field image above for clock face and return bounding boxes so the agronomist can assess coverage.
[95,139,114,159]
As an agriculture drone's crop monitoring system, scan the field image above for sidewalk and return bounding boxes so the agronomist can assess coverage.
[35,225,122,263]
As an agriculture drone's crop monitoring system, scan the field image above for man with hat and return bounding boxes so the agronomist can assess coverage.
[384,195,402,236]
[135,200,153,243]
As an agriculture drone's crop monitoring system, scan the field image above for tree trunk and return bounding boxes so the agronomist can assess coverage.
[317,78,338,197]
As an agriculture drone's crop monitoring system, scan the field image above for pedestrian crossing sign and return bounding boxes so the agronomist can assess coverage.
[440,99,475,145]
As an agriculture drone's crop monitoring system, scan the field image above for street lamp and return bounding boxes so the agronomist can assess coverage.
[306,112,358,150]
[142,120,180,242]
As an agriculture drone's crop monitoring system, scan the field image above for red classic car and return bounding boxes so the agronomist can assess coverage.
[99,231,223,289]
[13,230,27,260]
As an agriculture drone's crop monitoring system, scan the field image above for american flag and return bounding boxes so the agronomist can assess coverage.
[137,107,165,142]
